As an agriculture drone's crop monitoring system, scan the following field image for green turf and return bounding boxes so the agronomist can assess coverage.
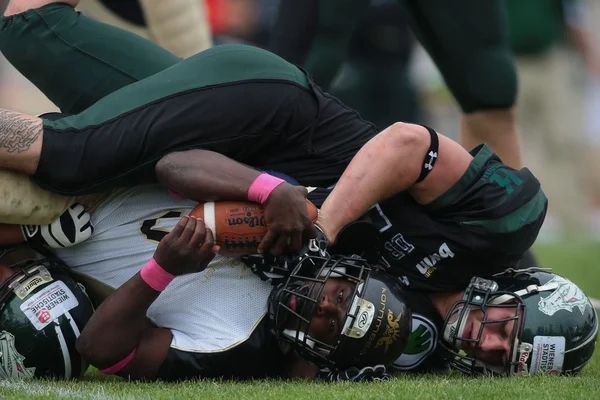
[1,242,599,400]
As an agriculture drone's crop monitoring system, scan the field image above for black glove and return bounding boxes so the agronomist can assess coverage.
[241,252,290,284]
[318,365,391,383]
[21,203,94,248]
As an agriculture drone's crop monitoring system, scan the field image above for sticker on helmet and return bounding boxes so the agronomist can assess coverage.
[374,309,403,353]
[19,281,79,331]
[537,276,590,316]
[0,330,36,379]
[529,336,565,375]
[393,314,437,370]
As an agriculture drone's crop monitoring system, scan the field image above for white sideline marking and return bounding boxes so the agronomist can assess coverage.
[591,297,600,310]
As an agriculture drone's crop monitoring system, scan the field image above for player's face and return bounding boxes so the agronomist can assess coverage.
[457,302,522,368]
[287,278,356,345]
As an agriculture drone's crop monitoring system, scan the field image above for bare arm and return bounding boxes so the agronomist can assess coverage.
[0,109,43,175]
[155,149,317,255]
[155,149,263,201]
[317,123,472,242]
[76,216,217,380]
[75,272,172,379]
[0,224,26,244]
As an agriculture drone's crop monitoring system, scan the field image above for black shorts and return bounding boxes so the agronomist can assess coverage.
[34,44,377,195]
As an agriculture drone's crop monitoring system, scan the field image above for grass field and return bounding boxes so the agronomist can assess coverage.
[1,241,599,400]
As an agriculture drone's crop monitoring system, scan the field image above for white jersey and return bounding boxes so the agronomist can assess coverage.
[53,185,273,354]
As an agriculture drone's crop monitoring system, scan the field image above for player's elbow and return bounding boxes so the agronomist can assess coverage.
[381,122,427,149]
[155,153,180,187]
[379,122,431,169]
[75,331,98,364]
[75,330,111,369]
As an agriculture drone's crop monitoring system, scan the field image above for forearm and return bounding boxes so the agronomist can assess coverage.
[0,224,25,244]
[155,149,262,201]
[319,123,472,242]
[0,109,43,175]
[318,123,425,239]
[76,272,160,367]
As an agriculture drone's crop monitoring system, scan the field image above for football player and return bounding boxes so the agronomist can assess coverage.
[248,228,598,376]
[0,184,411,381]
[0,1,543,261]
[270,0,522,169]
[2,183,593,380]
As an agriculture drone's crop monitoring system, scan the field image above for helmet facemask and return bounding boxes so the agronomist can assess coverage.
[440,277,525,376]
[268,251,372,368]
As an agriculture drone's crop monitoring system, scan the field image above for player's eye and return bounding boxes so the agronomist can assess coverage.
[329,319,336,333]
[337,290,344,303]
[501,320,510,339]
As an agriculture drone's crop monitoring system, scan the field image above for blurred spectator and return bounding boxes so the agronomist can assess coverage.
[507,0,599,237]
[206,0,260,45]
[78,0,212,58]
[329,1,424,128]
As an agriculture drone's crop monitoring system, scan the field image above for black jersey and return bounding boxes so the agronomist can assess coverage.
[309,145,547,292]
[157,317,287,381]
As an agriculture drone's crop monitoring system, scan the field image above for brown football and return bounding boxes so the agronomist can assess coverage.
[189,200,319,255]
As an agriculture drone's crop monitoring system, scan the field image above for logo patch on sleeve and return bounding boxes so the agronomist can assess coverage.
[19,281,79,330]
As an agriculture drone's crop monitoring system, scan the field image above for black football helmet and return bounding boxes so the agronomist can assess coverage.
[268,242,412,369]
[439,269,598,376]
[0,249,94,379]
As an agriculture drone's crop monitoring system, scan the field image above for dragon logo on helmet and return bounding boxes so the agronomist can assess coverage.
[0,331,36,379]
[537,276,590,316]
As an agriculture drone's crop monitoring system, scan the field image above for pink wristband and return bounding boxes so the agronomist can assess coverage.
[100,348,136,374]
[248,173,285,204]
[168,189,188,199]
[140,258,175,292]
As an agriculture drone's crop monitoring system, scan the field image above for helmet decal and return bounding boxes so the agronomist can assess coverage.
[374,308,404,353]
[394,314,437,370]
[19,281,80,331]
[0,331,36,379]
[516,342,533,375]
[537,276,590,316]
[529,336,566,374]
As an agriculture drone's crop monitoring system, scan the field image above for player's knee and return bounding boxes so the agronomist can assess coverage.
[455,48,517,113]
[4,0,79,17]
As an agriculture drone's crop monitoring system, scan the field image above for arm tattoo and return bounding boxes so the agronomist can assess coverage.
[0,109,42,153]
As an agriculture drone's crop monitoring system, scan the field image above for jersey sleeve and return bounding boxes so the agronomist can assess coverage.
[155,319,286,381]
